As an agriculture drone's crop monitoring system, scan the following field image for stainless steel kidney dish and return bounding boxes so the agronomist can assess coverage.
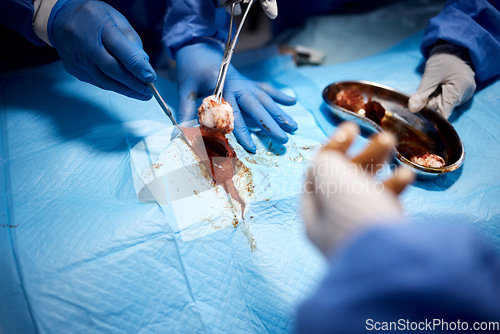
[322,81,465,179]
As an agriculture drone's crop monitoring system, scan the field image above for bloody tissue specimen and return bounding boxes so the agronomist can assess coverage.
[398,143,446,168]
[182,127,245,214]
[197,95,234,135]
[364,101,386,125]
[411,153,446,168]
[335,89,365,112]
[335,89,445,168]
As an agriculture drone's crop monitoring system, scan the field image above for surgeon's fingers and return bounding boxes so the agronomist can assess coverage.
[101,18,156,84]
[426,94,453,119]
[259,0,278,19]
[351,131,396,175]
[226,95,256,153]
[409,89,432,114]
[238,93,289,144]
[383,167,415,195]
[85,66,151,100]
[177,78,199,124]
[258,83,297,106]
[112,12,144,49]
[408,73,442,114]
[427,88,456,120]
[321,122,359,154]
[96,52,152,97]
[431,84,460,119]
[256,90,298,133]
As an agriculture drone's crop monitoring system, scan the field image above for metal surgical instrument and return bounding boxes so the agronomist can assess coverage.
[148,83,193,148]
[213,0,255,103]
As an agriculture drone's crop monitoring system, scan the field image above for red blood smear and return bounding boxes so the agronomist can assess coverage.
[182,127,245,215]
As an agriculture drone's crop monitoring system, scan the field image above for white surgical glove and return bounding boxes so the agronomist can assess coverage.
[259,0,277,19]
[302,122,415,255]
[218,0,277,19]
[409,43,476,119]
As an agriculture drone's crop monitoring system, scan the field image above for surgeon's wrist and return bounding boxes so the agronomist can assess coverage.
[46,0,90,47]
[33,0,61,45]
[176,37,225,56]
[430,42,471,65]
[326,221,407,261]
[172,35,227,61]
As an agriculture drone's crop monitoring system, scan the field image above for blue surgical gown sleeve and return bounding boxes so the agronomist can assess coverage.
[0,0,44,45]
[162,0,229,59]
[296,224,500,334]
[421,0,500,83]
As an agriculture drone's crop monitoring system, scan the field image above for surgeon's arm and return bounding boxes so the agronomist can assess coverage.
[163,0,278,57]
[1,0,156,100]
[409,0,500,118]
[421,0,500,83]
[296,224,500,333]
[0,0,45,45]
[164,0,297,153]
[298,123,500,333]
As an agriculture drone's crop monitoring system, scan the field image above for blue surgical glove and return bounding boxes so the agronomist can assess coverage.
[48,0,157,100]
[176,42,297,153]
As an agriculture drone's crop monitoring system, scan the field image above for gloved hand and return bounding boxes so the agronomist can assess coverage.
[258,0,278,19]
[48,0,157,100]
[409,43,476,119]
[302,122,415,255]
[218,0,278,19]
[176,42,297,153]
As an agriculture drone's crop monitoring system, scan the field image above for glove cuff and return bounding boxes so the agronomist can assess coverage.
[192,36,225,50]
[430,42,472,67]
[33,0,60,45]
[175,37,225,61]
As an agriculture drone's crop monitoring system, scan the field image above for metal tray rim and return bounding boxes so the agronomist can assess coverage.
[322,80,465,176]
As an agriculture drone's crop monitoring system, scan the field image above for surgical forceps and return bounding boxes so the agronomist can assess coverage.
[213,0,255,104]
